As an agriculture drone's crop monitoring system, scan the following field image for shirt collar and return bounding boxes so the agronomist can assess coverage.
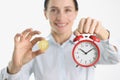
[47,33,75,45]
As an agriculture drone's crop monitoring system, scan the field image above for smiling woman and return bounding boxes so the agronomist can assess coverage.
[0,0,120,80]
[44,0,78,45]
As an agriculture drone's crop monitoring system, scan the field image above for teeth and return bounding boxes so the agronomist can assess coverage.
[56,24,66,27]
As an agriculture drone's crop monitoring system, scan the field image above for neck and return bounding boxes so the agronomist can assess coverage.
[51,31,72,45]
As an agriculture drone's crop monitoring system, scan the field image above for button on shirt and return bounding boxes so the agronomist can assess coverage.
[0,34,120,80]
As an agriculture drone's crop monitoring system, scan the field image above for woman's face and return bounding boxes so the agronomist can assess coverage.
[44,0,78,35]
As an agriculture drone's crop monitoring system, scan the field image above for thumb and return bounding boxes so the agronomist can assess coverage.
[73,29,81,36]
[32,50,44,58]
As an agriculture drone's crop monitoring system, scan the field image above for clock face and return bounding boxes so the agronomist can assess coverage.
[72,40,100,67]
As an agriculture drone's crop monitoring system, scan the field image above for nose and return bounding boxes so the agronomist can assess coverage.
[56,11,66,21]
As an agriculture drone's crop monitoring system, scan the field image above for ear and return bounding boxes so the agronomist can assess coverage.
[44,10,48,19]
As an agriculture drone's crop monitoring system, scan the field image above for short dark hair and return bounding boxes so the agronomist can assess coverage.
[44,0,79,11]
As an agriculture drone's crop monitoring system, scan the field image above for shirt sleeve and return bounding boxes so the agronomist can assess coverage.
[98,31,120,64]
[0,59,34,80]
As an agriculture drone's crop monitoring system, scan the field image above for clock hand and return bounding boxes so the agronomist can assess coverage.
[86,48,94,54]
[79,48,87,54]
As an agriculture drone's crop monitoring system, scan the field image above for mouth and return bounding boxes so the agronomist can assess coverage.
[55,23,68,28]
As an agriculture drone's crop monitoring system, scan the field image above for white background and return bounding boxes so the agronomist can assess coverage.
[0,0,120,80]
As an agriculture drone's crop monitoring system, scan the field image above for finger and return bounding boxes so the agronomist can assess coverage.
[22,28,33,37]
[89,19,97,34]
[94,21,102,35]
[14,33,21,43]
[31,37,44,47]
[32,50,44,58]
[78,18,86,33]
[74,29,81,36]
[84,17,92,33]
[25,31,41,40]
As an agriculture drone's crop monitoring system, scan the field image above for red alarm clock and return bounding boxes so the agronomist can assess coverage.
[72,34,100,67]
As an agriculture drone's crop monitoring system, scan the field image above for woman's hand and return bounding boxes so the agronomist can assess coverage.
[74,17,109,40]
[8,28,44,74]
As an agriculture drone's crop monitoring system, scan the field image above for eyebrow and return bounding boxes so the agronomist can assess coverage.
[50,6,58,9]
[64,6,73,9]
[50,6,73,9]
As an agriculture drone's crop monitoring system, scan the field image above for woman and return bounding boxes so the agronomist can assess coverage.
[0,0,120,80]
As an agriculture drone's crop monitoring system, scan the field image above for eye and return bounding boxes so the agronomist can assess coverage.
[65,9,72,12]
[50,8,57,13]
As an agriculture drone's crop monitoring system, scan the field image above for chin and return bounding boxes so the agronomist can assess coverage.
[57,30,71,35]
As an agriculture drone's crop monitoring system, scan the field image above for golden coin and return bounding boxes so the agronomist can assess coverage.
[38,39,49,52]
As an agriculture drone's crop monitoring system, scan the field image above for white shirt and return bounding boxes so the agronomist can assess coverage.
[0,34,120,80]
